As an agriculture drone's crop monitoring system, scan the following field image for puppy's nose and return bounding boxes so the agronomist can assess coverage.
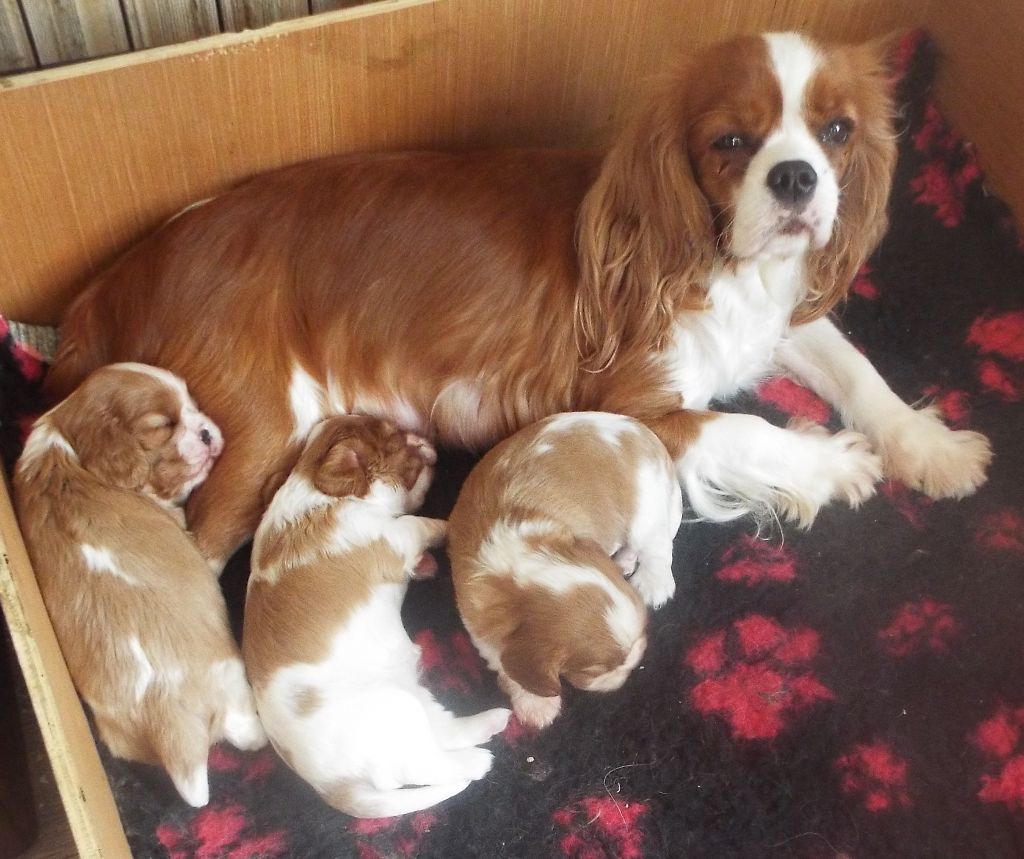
[767,160,817,207]
[199,428,212,447]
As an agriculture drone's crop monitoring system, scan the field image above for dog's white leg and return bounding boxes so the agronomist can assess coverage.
[652,411,881,529]
[625,467,683,608]
[775,317,992,499]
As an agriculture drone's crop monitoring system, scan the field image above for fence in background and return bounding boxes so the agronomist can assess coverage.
[0,0,370,75]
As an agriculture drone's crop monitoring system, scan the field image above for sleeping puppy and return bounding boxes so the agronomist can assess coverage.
[13,363,266,808]
[448,412,683,729]
[244,415,510,818]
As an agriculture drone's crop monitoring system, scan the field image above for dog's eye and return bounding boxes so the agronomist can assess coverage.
[819,118,853,146]
[712,133,747,151]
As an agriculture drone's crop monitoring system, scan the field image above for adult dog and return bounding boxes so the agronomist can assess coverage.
[46,32,991,569]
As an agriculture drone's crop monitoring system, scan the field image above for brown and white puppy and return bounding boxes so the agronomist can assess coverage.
[448,412,683,729]
[244,415,510,819]
[13,363,265,808]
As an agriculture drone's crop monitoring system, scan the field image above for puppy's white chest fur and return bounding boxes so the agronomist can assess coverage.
[666,257,803,408]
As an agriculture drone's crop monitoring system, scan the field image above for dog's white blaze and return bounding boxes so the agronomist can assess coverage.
[80,544,139,586]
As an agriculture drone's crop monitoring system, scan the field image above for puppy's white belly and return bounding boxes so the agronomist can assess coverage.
[256,584,424,787]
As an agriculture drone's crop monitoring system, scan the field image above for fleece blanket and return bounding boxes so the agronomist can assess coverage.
[2,31,1023,859]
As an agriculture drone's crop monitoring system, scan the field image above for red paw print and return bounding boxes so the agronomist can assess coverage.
[553,796,648,859]
[208,745,279,783]
[685,615,834,741]
[836,742,912,811]
[415,629,485,695]
[715,534,796,586]
[880,481,933,530]
[851,264,879,300]
[975,510,1024,552]
[910,101,981,229]
[755,376,832,424]
[922,385,972,429]
[878,599,959,657]
[968,311,1024,402]
[350,811,437,859]
[972,705,1024,812]
[156,804,287,859]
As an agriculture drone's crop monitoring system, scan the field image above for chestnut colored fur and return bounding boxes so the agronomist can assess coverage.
[46,34,899,565]
[13,365,264,808]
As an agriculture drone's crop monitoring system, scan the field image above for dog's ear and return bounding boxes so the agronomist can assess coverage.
[313,442,368,497]
[69,416,149,491]
[575,68,716,371]
[502,625,564,698]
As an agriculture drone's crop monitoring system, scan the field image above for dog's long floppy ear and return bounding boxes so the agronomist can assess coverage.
[795,34,899,324]
[575,70,716,372]
[502,624,564,699]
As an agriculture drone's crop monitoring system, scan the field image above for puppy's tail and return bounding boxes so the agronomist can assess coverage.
[325,780,472,818]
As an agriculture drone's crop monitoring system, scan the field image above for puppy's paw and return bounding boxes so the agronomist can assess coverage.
[631,566,676,609]
[411,552,439,579]
[876,406,992,499]
[511,693,562,730]
[452,747,494,781]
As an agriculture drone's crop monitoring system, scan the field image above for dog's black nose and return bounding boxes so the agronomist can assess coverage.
[199,428,212,446]
[767,160,817,207]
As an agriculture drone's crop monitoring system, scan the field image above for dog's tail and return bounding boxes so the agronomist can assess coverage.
[325,780,472,818]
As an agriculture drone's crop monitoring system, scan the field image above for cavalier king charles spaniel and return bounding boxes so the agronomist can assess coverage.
[46,32,991,568]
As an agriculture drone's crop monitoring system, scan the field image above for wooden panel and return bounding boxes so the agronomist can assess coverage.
[0,479,131,859]
[0,0,35,73]
[19,0,128,65]
[121,0,220,49]
[0,0,932,324]
[922,0,1024,227]
[219,0,310,31]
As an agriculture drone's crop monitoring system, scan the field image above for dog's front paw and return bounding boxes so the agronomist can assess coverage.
[876,406,992,499]
[510,692,562,729]
[631,565,676,609]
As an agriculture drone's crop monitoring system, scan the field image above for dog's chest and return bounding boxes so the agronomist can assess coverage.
[664,258,803,408]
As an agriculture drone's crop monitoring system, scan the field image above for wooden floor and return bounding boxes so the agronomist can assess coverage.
[15,680,77,859]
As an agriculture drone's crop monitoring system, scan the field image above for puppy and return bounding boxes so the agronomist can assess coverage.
[448,412,683,728]
[13,363,266,807]
[244,415,510,818]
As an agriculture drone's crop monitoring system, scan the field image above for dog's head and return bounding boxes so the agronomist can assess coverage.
[577,31,897,368]
[45,362,222,503]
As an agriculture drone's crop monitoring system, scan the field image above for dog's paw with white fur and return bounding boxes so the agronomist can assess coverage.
[776,423,883,528]
[510,692,562,729]
[631,563,676,609]
[874,406,992,499]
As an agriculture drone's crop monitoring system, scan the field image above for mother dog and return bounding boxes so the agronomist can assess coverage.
[46,33,991,569]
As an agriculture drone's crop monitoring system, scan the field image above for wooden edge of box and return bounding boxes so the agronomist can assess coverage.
[0,476,131,859]
[0,0,437,92]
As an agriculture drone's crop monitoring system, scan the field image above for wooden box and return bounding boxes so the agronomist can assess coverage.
[0,0,1020,854]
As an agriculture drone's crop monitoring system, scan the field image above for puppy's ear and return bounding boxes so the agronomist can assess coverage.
[313,443,368,497]
[79,422,149,490]
[502,626,563,699]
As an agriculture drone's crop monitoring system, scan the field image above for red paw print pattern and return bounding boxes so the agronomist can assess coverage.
[878,599,959,657]
[975,510,1024,552]
[755,376,832,424]
[415,629,485,695]
[972,706,1024,812]
[553,796,648,859]
[350,811,437,859]
[156,804,287,859]
[851,264,879,300]
[208,745,279,784]
[715,534,796,586]
[836,742,912,811]
[922,385,972,429]
[968,311,1024,402]
[685,615,834,741]
[880,480,933,530]
[910,101,981,229]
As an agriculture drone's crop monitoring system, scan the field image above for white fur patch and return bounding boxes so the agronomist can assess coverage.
[127,637,155,704]
[289,366,325,442]
[172,765,210,808]
[80,544,139,586]
[165,196,215,225]
[18,421,77,464]
[540,412,640,447]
